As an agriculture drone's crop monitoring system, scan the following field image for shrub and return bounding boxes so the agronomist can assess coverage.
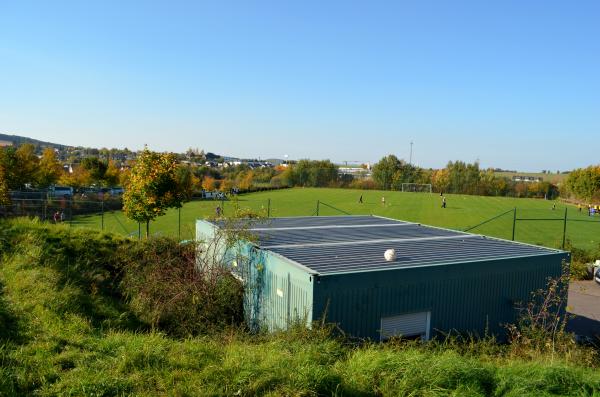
[118,237,244,337]
[348,178,377,190]
[564,240,600,280]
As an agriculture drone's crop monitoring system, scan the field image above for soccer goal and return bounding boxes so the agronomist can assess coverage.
[401,183,432,193]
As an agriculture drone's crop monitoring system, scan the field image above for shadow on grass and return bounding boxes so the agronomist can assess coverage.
[0,281,22,343]
[37,229,148,333]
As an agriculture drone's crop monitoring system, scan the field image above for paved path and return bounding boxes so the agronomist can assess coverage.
[567,281,600,339]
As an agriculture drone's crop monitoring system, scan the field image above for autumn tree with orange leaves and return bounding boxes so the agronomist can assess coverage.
[123,148,185,237]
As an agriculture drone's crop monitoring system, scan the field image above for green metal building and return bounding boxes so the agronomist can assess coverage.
[196,215,569,340]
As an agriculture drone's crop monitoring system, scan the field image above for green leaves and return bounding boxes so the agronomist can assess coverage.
[123,148,185,227]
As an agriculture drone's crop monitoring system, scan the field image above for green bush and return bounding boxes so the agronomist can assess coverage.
[565,241,600,280]
[118,237,244,337]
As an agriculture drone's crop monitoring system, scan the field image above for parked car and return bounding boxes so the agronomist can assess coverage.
[48,186,73,198]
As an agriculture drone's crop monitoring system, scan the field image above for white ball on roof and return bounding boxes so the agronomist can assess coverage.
[384,249,396,262]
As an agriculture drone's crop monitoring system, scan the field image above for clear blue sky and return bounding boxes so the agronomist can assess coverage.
[1,1,598,170]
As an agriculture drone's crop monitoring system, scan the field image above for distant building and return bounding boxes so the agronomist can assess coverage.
[0,140,13,147]
[339,167,372,178]
[512,175,543,183]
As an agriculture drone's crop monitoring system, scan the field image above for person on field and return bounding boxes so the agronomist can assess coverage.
[53,211,60,223]
[578,204,582,212]
[358,195,363,204]
[381,196,385,206]
[215,206,222,217]
[442,196,447,208]
[552,203,556,210]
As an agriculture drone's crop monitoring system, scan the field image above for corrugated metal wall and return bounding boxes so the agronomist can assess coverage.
[196,220,314,332]
[258,252,314,331]
[312,253,568,340]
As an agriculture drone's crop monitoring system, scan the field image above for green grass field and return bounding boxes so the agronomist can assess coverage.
[73,188,600,250]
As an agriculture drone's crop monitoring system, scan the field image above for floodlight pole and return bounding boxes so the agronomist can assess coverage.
[409,141,413,165]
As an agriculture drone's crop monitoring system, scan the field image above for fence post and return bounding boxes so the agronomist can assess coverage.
[101,201,105,231]
[138,222,141,240]
[562,207,568,250]
[265,198,269,217]
[512,207,517,241]
[316,200,320,216]
[178,207,181,240]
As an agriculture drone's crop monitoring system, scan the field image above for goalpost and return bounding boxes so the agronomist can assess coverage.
[401,183,432,193]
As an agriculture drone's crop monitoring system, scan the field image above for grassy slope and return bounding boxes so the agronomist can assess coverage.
[74,188,600,250]
[1,220,600,396]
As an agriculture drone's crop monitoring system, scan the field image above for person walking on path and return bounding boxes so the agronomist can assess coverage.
[358,195,363,204]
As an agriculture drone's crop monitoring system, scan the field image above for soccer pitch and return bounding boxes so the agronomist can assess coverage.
[73,187,600,250]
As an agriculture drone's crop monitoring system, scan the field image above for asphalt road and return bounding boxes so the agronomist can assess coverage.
[567,280,600,340]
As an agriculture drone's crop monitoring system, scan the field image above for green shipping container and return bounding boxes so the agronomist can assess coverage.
[197,215,568,340]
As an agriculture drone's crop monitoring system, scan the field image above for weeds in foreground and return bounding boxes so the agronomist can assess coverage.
[1,219,600,396]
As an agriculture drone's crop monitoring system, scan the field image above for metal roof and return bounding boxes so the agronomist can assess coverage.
[211,215,565,276]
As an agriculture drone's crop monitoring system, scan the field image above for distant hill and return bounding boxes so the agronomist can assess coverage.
[0,133,69,150]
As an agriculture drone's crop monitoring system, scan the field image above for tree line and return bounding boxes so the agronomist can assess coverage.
[368,155,559,199]
[563,165,600,203]
[6,143,597,209]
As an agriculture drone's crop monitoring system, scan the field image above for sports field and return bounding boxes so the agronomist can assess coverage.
[73,187,600,250]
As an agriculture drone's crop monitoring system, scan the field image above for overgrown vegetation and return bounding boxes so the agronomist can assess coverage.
[120,237,243,337]
[1,219,599,396]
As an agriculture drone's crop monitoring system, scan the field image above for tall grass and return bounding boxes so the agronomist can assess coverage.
[1,219,599,396]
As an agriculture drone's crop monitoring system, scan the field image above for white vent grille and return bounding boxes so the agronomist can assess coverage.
[380,311,430,341]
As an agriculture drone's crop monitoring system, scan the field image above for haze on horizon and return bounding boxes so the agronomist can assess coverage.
[1,1,598,171]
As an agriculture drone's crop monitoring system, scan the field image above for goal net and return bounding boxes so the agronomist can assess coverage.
[401,183,432,193]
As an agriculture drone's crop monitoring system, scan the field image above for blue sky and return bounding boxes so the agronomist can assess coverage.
[1,1,598,170]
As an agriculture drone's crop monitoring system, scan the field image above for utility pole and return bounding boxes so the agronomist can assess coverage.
[409,141,414,165]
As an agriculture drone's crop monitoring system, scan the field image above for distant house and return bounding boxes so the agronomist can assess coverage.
[339,167,372,178]
[0,140,13,147]
[512,175,543,183]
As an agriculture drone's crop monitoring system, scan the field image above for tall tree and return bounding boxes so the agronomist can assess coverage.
[81,157,108,184]
[103,160,121,187]
[372,155,402,190]
[176,164,195,200]
[37,148,63,188]
[0,153,11,206]
[15,143,39,188]
[58,166,92,189]
[202,176,216,191]
[123,148,185,237]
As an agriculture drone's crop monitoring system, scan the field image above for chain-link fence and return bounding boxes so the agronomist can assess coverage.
[464,207,600,250]
[3,195,600,251]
